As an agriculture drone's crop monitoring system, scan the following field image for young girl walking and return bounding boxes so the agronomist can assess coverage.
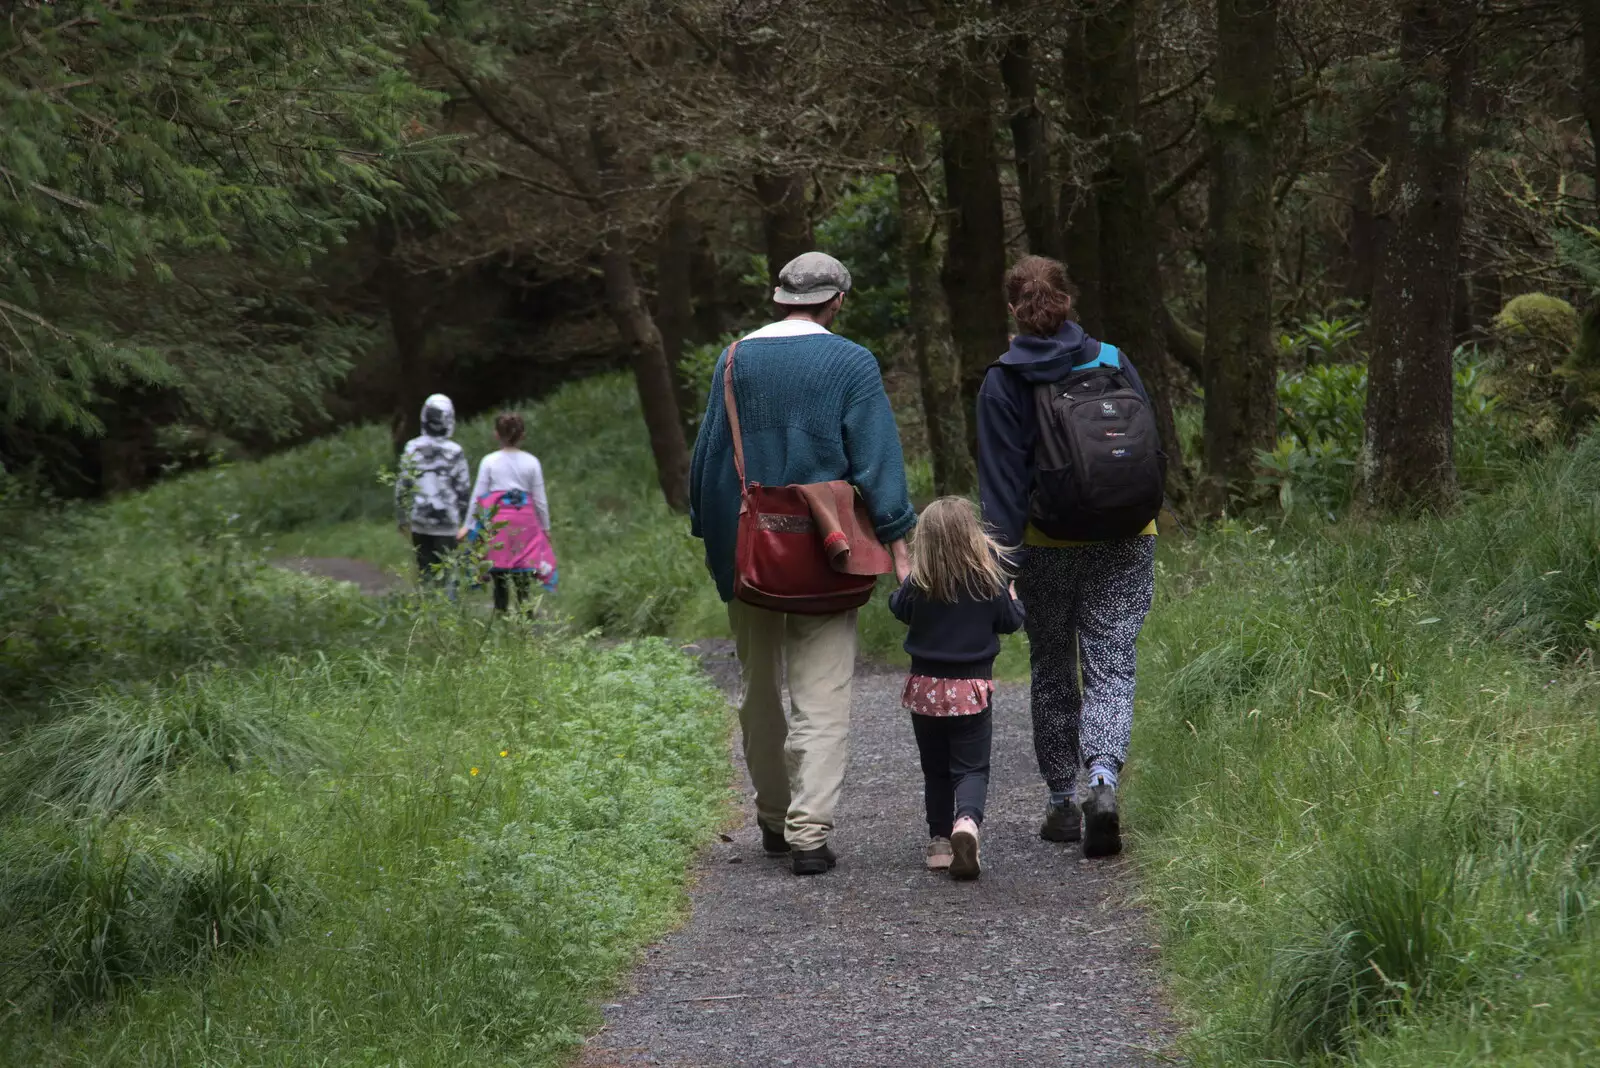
[889,497,1025,880]
[460,412,557,612]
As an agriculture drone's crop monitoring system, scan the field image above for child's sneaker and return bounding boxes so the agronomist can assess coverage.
[925,837,953,871]
[949,817,981,880]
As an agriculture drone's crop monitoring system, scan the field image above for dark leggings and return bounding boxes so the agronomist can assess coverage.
[412,533,456,581]
[491,570,532,613]
[911,708,993,839]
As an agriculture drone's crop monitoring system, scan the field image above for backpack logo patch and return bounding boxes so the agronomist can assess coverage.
[1100,401,1118,416]
[1110,447,1131,459]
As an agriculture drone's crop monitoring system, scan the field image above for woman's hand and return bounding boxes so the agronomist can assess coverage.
[456,525,470,542]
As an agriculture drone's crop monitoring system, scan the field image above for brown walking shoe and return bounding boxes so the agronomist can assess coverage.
[925,837,954,871]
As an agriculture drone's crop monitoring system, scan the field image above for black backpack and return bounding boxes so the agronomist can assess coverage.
[999,344,1167,541]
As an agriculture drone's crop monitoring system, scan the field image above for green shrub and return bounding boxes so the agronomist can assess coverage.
[1268,827,1474,1058]
[1259,355,1525,514]
[0,833,290,1017]
[1,663,329,816]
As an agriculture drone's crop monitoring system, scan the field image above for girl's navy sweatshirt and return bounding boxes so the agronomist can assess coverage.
[888,578,1026,680]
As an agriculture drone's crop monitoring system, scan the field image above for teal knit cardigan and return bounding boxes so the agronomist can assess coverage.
[689,332,917,603]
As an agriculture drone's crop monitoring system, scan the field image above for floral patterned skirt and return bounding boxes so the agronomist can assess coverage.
[901,675,995,718]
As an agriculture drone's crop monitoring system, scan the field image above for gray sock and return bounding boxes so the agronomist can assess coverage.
[1087,760,1119,790]
[1049,789,1075,807]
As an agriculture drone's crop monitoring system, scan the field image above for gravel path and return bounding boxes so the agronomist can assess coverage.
[580,639,1180,1068]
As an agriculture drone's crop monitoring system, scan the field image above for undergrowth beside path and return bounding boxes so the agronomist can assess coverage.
[1,627,729,1065]
[1132,439,1600,1066]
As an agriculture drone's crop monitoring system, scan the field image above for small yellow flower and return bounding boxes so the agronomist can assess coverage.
[470,767,480,777]
[499,750,509,758]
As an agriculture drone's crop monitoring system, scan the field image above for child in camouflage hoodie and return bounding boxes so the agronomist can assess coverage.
[396,394,471,587]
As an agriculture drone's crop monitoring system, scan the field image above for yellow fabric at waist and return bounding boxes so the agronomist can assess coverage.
[1023,519,1158,547]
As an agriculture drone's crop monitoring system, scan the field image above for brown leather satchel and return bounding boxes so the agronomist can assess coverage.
[723,340,892,614]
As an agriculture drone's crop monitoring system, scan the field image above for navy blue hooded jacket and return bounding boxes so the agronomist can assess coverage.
[975,322,1154,548]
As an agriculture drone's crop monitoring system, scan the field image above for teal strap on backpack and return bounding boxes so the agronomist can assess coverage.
[1073,342,1121,372]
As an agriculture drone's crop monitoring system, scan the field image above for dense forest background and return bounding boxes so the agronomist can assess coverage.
[8,0,1600,514]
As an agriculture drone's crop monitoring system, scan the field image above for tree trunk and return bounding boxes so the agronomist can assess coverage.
[1343,110,1396,309]
[376,217,432,456]
[933,13,1011,465]
[998,19,1060,258]
[590,124,691,512]
[1083,0,1183,477]
[753,171,813,289]
[600,234,691,512]
[1201,0,1279,507]
[1059,18,1102,330]
[1583,0,1600,202]
[1361,1,1475,512]
[656,186,700,439]
[898,127,976,497]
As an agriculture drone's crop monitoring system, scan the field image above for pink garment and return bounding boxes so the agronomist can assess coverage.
[901,675,995,718]
[473,489,556,578]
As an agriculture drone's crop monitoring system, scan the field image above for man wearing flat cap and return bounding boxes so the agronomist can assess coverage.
[690,252,915,876]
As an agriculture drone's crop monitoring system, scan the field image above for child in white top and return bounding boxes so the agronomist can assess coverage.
[460,412,553,612]
[461,412,550,536]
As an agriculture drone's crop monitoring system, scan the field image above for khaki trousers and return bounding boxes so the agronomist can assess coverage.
[728,600,859,850]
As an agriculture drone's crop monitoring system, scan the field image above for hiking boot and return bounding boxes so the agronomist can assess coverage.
[949,817,982,880]
[760,823,790,857]
[791,844,837,876]
[926,837,954,871]
[1040,798,1082,843]
[1081,783,1123,859]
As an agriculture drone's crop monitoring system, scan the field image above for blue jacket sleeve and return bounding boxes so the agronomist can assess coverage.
[688,351,727,540]
[841,357,917,544]
[888,578,915,624]
[976,368,1031,549]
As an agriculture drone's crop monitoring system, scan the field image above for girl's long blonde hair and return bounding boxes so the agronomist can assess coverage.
[909,496,1014,603]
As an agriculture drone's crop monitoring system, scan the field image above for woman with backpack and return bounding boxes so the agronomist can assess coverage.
[975,255,1165,859]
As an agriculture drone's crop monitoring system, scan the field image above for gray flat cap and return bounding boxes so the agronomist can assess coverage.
[773,251,852,306]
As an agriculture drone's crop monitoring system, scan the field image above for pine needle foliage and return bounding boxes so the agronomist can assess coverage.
[0,0,450,438]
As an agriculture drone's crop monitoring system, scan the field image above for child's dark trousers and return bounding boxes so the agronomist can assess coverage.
[911,707,992,839]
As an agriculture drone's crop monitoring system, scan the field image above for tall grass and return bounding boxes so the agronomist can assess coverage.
[1,379,734,1060]
[1,624,729,1063]
[1132,440,1600,1066]
[1,664,329,815]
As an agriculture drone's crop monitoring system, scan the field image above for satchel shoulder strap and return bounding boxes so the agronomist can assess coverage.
[722,340,748,494]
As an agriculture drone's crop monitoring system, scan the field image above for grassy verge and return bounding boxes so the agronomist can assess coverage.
[1,624,729,1065]
[0,375,736,1063]
[1131,439,1600,1065]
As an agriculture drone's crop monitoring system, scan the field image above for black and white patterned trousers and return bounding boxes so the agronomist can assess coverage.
[1015,536,1156,797]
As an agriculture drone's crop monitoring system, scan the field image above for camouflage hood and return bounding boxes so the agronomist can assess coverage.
[420,393,456,439]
